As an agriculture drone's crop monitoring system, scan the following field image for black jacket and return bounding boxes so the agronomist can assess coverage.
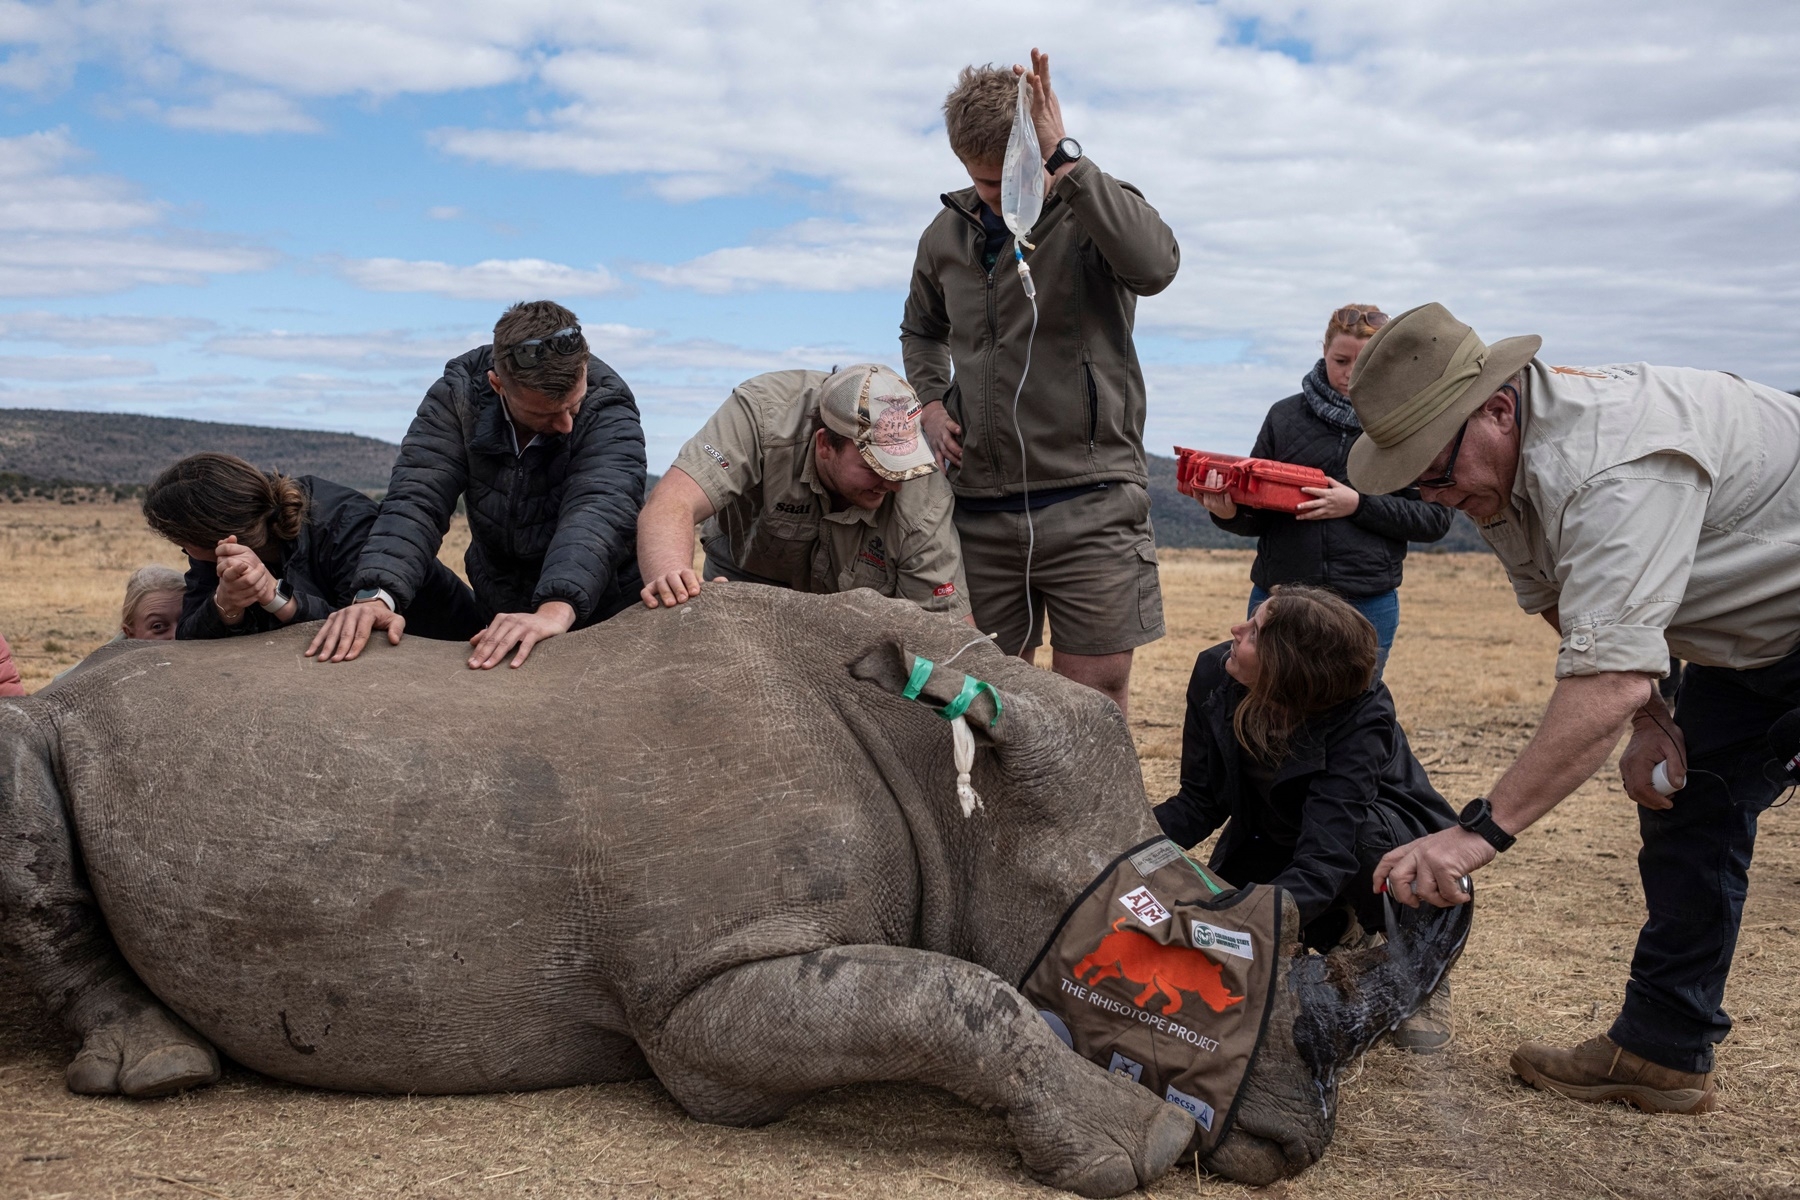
[177,476,473,640]
[1212,394,1453,598]
[355,347,647,624]
[1152,644,1455,928]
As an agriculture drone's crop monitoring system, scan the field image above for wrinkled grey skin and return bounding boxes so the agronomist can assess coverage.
[0,585,1462,1194]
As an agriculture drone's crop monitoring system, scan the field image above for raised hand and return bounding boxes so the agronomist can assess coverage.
[1016,48,1069,170]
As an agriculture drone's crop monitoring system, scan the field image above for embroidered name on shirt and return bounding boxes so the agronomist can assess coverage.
[774,501,811,514]
[701,444,730,469]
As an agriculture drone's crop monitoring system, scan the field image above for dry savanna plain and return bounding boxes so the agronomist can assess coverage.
[1,499,1796,1200]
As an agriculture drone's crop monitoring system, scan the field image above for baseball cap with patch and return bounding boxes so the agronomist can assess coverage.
[818,364,937,483]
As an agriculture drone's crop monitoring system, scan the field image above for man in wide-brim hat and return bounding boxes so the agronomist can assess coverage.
[1349,302,1800,1117]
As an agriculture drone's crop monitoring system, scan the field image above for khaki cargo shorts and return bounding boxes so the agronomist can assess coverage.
[954,481,1164,657]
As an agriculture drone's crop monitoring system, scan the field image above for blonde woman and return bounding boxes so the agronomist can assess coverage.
[1201,306,1454,673]
[118,565,184,640]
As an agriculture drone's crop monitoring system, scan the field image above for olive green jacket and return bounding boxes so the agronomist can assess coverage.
[900,156,1179,498]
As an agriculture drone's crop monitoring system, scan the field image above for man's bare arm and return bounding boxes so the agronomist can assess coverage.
[1375,669,1654,907]
[637,468,718,608]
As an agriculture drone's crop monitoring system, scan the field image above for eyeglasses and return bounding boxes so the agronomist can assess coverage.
[507,325,585,369]
[1416,421,1468,490]
[1332,307,1389,331]
[1415,383,1520,490]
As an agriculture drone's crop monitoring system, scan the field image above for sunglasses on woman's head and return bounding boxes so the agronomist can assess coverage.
[507,325,585,370]
[1332,307,1389,330]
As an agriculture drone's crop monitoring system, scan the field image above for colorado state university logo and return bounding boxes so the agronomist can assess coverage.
[1074,918,1245,1017]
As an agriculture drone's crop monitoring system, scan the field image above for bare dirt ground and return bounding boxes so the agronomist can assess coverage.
[1,500,1796,1199]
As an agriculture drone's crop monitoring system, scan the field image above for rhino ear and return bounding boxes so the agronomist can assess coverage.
[849,642,1008,744]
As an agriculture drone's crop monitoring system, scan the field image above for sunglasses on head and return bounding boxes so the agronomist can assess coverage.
[1332,307,1390,331]
[507,325,585,370]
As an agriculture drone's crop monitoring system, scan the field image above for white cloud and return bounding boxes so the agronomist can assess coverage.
[203,329,478,371]
[635,220,920,294]
[0,311,214,345]
[0,1,1795,442]
[0,129,274,296]
[336,256,620,300]
[0,354,156,380]
[425,205,462,221]
[160,88,321,134]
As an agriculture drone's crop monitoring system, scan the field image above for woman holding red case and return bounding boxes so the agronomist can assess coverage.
[1198,305,1453,673]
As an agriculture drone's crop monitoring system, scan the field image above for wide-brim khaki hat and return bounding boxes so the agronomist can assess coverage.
[818,364,937,482]
[1345,303,1541,495]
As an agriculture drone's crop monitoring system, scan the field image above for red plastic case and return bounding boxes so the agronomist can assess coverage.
[1174,447,1330,514]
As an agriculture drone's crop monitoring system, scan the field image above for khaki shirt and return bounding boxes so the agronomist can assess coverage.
[671,370,970,619]
[1480,361,1800,677]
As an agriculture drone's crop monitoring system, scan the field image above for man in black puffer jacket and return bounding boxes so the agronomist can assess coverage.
[307,301,646,670]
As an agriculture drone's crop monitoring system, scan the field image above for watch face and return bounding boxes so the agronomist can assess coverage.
[1059,137,1082,159]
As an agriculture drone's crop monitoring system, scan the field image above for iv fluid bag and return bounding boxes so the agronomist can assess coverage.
[1001,71,1044,243]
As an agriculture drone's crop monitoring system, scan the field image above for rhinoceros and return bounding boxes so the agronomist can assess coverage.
[0,585,1466,1195]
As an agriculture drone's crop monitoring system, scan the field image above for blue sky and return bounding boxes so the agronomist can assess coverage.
[0,2,1795,471]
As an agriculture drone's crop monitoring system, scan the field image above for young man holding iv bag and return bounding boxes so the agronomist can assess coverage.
[900,49,1180,717]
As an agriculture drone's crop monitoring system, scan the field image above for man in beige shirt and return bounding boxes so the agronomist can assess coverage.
[1344,302,1800,1116]
[637,365,971,622]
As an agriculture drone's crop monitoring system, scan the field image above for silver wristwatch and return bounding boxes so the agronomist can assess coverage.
[260,578,294,615]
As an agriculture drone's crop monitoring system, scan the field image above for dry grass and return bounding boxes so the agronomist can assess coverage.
[2,502,1797,1199]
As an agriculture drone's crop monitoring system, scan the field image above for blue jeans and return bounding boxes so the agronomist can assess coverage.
[1248,585,1399,678]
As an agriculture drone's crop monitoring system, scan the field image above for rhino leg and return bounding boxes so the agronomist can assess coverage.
[1202,964,1333,1185]
[641,945,1194,1198]
[0,702,219,1097]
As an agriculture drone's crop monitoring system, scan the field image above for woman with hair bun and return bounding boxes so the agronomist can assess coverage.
[1154,584,1459,1051]
[142,453,477,641]
[1201,304,1454,673]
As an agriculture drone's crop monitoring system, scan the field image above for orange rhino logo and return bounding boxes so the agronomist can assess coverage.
[1074,918,1245,1016]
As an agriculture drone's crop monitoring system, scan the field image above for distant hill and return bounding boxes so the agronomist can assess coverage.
[0,408,402,492]
[0,407,1486,552]
[1144,451,1488,552]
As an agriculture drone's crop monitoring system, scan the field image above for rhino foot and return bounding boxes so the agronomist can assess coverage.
[67,1006,220,1098]
[1011,1067,1196,1198]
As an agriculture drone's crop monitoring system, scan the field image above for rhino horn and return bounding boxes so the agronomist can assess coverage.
[1287,883,1474,1094]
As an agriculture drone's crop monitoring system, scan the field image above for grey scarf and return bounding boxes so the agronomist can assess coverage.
[1301,359,1361,433]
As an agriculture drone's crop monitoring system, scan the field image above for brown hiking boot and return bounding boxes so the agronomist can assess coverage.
[1391,978,1452,1054]
[1511,1034,1717,1114]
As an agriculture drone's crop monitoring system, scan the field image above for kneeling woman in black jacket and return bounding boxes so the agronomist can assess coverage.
[143,453,478,642]
[1154,584,1458,1051]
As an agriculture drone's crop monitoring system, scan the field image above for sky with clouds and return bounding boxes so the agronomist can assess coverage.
[0,0,1794,470]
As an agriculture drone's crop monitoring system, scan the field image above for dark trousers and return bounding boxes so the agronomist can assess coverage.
[1607,651,1797,1074]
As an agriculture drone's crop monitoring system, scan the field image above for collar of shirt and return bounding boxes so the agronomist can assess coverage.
[498,395,542,457]
[800,439,881,527]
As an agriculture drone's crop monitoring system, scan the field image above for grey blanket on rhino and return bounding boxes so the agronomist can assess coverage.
[0,584,1467,1196]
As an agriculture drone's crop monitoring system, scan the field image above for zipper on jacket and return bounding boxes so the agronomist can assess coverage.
[1084,363,1099,449]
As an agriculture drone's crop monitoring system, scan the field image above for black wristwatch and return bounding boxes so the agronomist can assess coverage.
[1044,136,1082,173]
[1458,797,1516,853]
